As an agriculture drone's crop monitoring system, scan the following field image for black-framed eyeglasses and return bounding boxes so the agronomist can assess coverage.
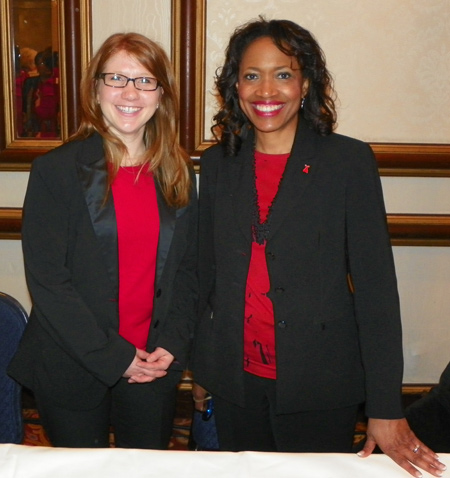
[97,73,160,91]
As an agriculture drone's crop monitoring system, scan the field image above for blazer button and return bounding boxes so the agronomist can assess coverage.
[156,289,162,298]
[153,320,160,329]
[277,320,287,329]
[275,287,285,294]
[266,251,275,260]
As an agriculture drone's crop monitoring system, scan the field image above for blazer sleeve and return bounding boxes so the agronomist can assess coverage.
[21,154,135,387]
[345,141,404,419]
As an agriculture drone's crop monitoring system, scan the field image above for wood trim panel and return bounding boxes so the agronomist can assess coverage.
[402,385,433,395]
[389,214,450,246]
[0,207,22,239]
[373,144,450,177]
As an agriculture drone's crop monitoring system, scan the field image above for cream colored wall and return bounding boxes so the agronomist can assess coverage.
[203,0,450,144]
[91,0,172,54]
[0,0,449,383]
[0,173,30,310]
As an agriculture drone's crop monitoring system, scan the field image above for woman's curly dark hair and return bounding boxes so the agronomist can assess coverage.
[212,17,337,156]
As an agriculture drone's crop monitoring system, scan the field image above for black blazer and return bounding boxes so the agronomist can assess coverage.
[192,120,404,418]
[405,361,450,452]
[9,133,198,410]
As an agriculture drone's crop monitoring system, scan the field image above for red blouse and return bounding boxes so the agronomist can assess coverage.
[111,166,159,350]
[244,151,289,379]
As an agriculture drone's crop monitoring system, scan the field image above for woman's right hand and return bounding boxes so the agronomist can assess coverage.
[123,348,166,383]
[192,382,211,412]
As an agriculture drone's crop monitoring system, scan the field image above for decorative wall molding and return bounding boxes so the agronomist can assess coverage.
[388,214,450,247]
[373,144,450,178]
[0,207,21,239]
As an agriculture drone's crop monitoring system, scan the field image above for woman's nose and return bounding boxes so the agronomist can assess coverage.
[257,78,276,97]
[121,81,139,99]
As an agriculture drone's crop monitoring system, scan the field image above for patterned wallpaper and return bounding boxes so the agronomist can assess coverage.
[91,0,172,56]
[204,0,450,144]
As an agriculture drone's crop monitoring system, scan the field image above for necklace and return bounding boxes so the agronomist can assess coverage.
[251,150,289,245]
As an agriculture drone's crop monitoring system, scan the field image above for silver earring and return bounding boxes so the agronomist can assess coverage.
[301,97,305,109]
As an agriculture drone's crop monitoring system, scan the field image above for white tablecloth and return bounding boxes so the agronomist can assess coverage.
[0,444,447,478]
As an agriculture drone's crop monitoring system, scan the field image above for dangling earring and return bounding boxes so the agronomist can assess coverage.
[156,103,160,109]
[301,97,305,109]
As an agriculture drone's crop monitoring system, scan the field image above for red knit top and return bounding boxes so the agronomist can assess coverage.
[111,166,159,349]
[244,151,289,379]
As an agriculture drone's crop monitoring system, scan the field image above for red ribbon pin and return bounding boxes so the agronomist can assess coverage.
[303,164,310,174]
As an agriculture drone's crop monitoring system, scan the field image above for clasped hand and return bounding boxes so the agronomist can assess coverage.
[123,347,174,383]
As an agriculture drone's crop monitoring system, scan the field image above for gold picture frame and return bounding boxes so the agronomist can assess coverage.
[0,0,91,171]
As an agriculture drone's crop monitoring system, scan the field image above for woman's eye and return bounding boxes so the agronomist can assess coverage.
[244,73,258,81]
[278,72,292,79]
[110,74,124,81]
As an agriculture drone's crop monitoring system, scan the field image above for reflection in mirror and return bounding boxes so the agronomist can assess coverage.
[12,0,61,140]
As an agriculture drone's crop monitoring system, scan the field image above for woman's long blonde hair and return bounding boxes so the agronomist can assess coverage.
[73,32,191,208]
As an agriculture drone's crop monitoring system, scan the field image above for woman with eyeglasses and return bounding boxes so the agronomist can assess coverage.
[8,33,198,449]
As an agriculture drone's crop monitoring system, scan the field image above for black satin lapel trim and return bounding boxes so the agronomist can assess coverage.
[77,157,119,297]
[231,141,254,243]
[155,183,176,285]
[266,122,318,241]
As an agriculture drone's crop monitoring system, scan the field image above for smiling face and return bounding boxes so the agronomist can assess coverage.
[236,36,309,152]
[96,49,162,148]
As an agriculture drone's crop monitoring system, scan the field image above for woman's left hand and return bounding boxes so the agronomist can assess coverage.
[128,347,175,383]
[358,417,446,477]
[139,346,174,371]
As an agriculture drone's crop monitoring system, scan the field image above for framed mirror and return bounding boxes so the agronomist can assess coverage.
[0,0,91,170]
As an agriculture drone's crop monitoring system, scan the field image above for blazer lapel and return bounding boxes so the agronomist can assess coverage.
[76,134,119,297]
[229,122,318,244]
[77,134,177,292]
[230,139,255,244]
[266,120,318,240]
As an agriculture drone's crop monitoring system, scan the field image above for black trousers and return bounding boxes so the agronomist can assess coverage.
[213,372,359,452]
[35,370,181,448]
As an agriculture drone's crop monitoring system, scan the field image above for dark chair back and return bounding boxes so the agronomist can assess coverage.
[0,292,28,443]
